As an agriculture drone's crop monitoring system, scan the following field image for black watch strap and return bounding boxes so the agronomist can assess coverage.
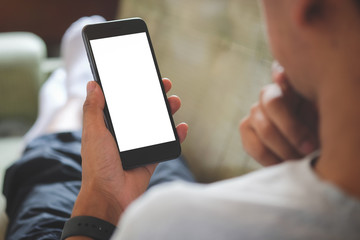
[61,216,117,240]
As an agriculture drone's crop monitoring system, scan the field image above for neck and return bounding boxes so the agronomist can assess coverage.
[315,73,360,199]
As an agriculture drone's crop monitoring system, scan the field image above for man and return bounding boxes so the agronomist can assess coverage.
[4,0,360,239]
[3,16,194,240]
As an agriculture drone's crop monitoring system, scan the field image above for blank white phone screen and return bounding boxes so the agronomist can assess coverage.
[90,32,175,152]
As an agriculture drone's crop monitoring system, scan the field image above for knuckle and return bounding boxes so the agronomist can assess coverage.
[82,98,91,112]
[262,94,282,111]
[83,98,96,113]
[239,116,250,133]
[256,119,275,142]
[250,105,277,143]
[239,122,275,164]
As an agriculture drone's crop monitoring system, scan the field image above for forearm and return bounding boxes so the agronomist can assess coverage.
[64,187,123,240]
[71,188,123,225]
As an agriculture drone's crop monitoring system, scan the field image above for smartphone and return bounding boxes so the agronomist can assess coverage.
[82,18,180,169]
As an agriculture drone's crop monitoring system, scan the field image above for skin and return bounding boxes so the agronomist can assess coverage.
[68,79,188,240]
[69,0,360,239]
[240,63,319,166]
[242,0,360,199]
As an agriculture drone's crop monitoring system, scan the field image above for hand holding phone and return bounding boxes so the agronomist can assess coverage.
[82,18,182,169]
[74,79,187,224]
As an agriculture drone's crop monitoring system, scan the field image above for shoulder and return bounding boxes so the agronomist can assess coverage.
[114,158,313,239]
[112,155,360,239]
[113,182,210,239]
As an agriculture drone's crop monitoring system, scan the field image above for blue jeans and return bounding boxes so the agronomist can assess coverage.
[3,131,195,240]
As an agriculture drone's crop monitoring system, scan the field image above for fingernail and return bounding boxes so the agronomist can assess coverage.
[87,81,96,94]
[299,141,316,155]
[272,61,284,73]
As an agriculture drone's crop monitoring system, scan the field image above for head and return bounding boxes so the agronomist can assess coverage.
[260,0,360,102]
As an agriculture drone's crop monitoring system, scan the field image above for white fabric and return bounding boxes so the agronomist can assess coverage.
[23,16,105,146]
[22,68,67,147]
[61,15,105,99]
[113,153,360,239]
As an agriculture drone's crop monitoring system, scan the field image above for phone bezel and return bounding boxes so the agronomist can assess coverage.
[82,18,181,169]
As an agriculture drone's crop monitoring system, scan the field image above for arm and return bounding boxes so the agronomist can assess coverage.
[239,62,319,166]
[67,79,188,240]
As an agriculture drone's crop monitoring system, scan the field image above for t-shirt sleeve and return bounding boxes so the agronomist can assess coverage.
[110,157,360,240]
[111,182,196,240]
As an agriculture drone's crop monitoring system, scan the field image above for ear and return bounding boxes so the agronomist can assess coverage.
[293,0,324,26]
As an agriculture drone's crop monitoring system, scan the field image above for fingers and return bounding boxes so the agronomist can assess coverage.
[82,81,107,133]
[162,78,187,143]
[272,62,302,107]
[83,78,186,146]
[272,61,286,85]
[163,78,182,114]
[248,103,301,160]
[83,79,180,129]
[168,95,181,114]
[163,78,172,93]
[272,61,318,133]
[260,84,318,155]
[239,61,319,167]
[240,116,282,166]
[176,123,188,144]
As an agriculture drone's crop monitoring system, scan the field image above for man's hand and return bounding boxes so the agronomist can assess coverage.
[71,78,188,225]
[239,63,319,166]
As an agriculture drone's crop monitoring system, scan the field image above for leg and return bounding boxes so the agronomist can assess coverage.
[3,16,105,240]
[23,15,105,147]
[22,68,67,147]
[4,132,82,240]
[45,97,84,134]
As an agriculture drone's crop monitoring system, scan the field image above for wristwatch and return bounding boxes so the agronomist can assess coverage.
[61,216,117,240]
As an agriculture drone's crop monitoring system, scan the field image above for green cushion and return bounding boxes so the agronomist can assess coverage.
[0,32,46,122]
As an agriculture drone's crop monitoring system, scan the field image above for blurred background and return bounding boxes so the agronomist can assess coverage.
[0,0,272,195]
[0,0,273,235]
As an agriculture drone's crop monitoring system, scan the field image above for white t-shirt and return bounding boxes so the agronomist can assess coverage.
[112,153,360,239]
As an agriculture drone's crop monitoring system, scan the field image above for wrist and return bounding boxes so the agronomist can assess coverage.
[62,216,117,240]
[71,187,123,226]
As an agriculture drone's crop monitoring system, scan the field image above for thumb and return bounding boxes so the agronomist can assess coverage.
[82,81,106,132]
